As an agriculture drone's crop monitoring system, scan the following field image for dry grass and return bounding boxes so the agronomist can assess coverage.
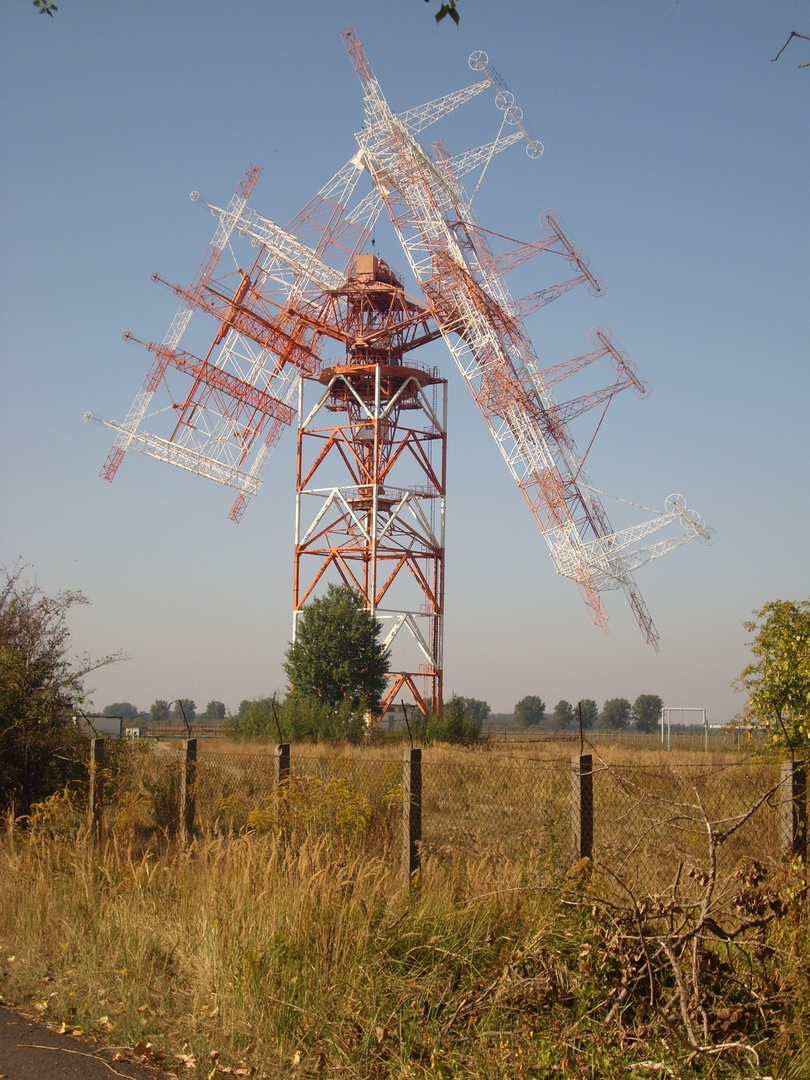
[1,739,807,1079]
[0,817,568,1078]
[105,737,787,900]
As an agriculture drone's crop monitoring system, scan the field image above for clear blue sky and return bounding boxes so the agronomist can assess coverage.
[2,1,808,723]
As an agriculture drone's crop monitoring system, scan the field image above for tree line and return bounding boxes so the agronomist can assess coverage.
[103,692,664,737]
[511,694,664,733]
[4,557,810,814]
[100,699,226,725]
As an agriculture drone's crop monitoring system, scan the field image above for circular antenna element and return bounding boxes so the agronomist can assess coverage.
[665,493,688,516]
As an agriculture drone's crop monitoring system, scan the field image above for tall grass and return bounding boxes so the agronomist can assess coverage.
[1,741,808,1078]
[1,815,570,1077]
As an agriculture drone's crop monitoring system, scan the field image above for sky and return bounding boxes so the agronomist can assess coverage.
[1,1,808,724]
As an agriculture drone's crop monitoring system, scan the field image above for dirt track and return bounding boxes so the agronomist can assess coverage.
[0,1004,162,1080]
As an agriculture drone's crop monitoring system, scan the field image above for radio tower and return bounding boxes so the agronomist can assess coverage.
[89,29,711,716]
[294,255,446,716]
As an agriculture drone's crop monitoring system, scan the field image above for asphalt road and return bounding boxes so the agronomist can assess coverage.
[0,1004,163,1080]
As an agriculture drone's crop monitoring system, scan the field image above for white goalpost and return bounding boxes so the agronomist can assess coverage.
[660,707,708,751]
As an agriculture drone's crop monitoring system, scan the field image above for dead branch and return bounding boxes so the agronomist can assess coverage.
[772,30,810,65]
[578,761,806,1061]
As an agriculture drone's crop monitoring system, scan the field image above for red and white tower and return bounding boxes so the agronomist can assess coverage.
[294,255,446,715]
[90,28,712,718]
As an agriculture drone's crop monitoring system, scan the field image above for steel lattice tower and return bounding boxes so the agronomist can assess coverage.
[90,28,711,718]
[294,255,446,716]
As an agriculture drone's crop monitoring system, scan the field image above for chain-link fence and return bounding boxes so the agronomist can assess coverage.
[592,758,786,897]
[83,739,805,895]
[422,757,571,869]
[194,748,403,849]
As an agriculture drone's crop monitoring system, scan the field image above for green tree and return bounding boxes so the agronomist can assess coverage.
[149,699,170,724]
[233,697,278,740]
[601,697,632,731]
[452,697,490,723]
[578,699,599,729]
[735,599,810,751]
[553,699,574,730]
[417,694,483,745]
[103,702,138,719]
[173,699,196,723]
[283,584,390,715]
[514,695,545,728]
[204,700,226,721]
[632,694,663,734]
[0,563,122,815]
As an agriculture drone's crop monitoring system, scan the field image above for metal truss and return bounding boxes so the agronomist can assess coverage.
[340,28,711,649]
[94,27,711,670]
[294,262,447,716]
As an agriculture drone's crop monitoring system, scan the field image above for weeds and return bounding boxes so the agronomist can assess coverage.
[0,743,807,1078]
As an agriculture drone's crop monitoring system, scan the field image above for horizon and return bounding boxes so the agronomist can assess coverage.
[2,1,808,726]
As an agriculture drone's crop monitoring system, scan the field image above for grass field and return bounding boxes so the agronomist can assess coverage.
[0,737,807,1078]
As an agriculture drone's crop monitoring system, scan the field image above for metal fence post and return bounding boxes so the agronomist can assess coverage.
[403,747,422,884]
[780,760,807,861]
[180,738,197,847]
[572,753,593,861]
[88,737,104,842]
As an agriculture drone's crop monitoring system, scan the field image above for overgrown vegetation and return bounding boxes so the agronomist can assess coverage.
[1,741,809,1078]
[736,598,810,752]
[5,568,810,1074]
[413,694,487,745]
[229,694,368,743]
[229,692,488,746]
[0,563,121,817]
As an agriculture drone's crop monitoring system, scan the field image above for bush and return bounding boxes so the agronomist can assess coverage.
[415,694,484,745]
[0,563,121,816]
[230,694,367,743]
[231,697,281,740]
[282,695,367,742]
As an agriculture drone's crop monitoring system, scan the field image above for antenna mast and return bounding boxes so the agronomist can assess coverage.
[92,29,712,718]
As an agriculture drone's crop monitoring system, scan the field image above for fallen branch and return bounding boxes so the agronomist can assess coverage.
[17,1045,137,1078]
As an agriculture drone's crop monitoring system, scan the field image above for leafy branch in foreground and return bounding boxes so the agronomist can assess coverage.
[0,562,124,815]
[735,598,810,752]
[425,0,460,26]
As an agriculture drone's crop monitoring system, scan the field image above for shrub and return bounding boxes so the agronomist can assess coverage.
[0,563,122,816]
[416,694,484,745]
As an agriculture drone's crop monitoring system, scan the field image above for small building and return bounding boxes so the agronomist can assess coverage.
[379,703,426,731]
